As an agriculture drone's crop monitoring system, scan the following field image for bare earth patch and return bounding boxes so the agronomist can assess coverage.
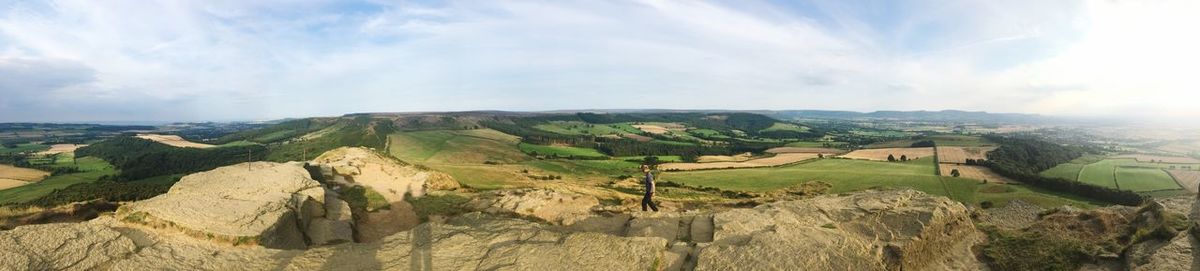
[939,164,1013,183]
[0,179,30,190]
[35,144,86,155]
[660,153,819,171]
[0,164,49,183]
[840,147,934,161]
[936,146,996,164]
[1113,154,1200,164]
[135,134,215,148]
[1166,170,1200,193]
[765,147,845,154]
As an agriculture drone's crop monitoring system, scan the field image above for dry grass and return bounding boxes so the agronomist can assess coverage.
[659,153,820,171]
[0,178,30,190]
[1166,170,1200,193]
[940,164,1013,183]
[632,125,670,134]
[621,133,652,141]
[840,147,934,161]
[0,205,45,219]
[1112,154,1200,164]
[697,153,753,163]
[36,144,87,155]
[0,164,49,182]
[765,147,845,154]
[136,134,215,148]
[937,146,996,164]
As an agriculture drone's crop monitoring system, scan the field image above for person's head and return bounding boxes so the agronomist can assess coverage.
[640,164,650,173]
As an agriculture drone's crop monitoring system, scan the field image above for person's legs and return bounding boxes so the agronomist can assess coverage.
[641,193,651,211]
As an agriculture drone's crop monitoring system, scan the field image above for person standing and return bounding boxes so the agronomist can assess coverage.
[640,164,659,212]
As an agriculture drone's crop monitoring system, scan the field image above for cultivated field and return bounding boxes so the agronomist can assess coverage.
[866,135,994,148]
[939,164,1012,183]
[1112,154,1200,164]
[136,134,215,148]
[1167,170,1200,193]
[518,143,607,159]
[36,144,87,155]
[697,153,753,163]
[659,153,820,171]
[0,164,50,183]
[1115,167,1181,192]
[840,147,934,161]
[632,123,685,135]
[0,157,115,205]
[388,129,526,164]
[0,179,29,190]
[937,146,996,164]
[765,147,844,154]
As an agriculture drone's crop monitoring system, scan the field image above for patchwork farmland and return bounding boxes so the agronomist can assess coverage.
[840,147,934,161]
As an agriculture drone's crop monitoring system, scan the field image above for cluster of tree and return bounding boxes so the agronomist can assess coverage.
[216,118,336,144]
[910,140,936,147]
[263,117,398,161]
[886,154,909,162]
[14,176,181,208]
[76,137,267,181]
[964,158,984,165]
[981,135,1144,205]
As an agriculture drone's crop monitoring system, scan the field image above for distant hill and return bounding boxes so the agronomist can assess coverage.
[765,110,1056,124]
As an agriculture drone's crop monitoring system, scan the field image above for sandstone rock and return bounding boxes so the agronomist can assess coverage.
[1128,232,1197,271]
[0,223,137,271]
[626,216,682,241]
[312,147,458,202]
[696,189,983,271]
[120,162,324,249]
[468,188,600,225]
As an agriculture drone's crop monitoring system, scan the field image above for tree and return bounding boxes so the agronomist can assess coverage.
[900,155,908,162]
[950,169,961,177]
[817,153,824,159]
[642,156,661,169]
[887,154,896,162]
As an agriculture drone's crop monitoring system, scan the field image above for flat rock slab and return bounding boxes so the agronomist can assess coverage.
[122,162,323,248]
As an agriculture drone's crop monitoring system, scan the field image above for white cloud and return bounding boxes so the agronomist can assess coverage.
[0,0,1195,122]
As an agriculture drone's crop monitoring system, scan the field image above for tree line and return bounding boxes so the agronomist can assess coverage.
[76,137,267,181]
[981,135,1144,205]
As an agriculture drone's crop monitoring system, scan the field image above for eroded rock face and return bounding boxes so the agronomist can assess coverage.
[468,188,601,225]
[0,189,984,270]
[119,162,351,249]
[696,189,984,271]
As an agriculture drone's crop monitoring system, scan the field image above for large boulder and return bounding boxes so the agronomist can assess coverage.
[0,223,137,271]
[696,189,983,270]
[119,162,345,249]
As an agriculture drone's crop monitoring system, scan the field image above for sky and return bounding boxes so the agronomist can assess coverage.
[0,0,1197,122]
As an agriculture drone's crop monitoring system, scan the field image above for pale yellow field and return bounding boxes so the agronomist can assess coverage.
[936,146,996,164]
[0,179,30,190]
[939,164,1013,183]
[697,153,753,163]
[136,134,215,148]
[621,133,653,142]
[1167,170,1200,193]
[36,144,87,155]
[660,153,819,171]
[840,147,934,161]
[1112,154,1200,164]
[765,147,844,154]
[632,125,670,134]
[0,164,49,182]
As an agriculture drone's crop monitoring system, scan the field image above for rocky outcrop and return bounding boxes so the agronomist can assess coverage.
[1,189,983,270]
[118,162,352,249]
[1126,197,1200,271]
[468,188,601,225]
[696,189,984,270]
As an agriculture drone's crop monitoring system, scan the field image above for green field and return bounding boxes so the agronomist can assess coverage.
[533,121,642,136]
[784,141,845,148]
[388,129,527,164]
[972,184,1100,208]
[518,143,607,159]
[760,122,810,133]
[0,143,49,154]
[1043,156,1192,193]
[687,128,729,139]
[660,158,945,193]
[1115,167,1180,192]
[0,157,116,205]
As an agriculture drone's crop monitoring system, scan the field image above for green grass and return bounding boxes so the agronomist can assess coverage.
[525,159,641,176]
[0,157,115,205]
[406,192,471,222]
[973,184,1100,209]
[517,143,607,159]
[687,128,729,139]
[660,158,944,193]
[218,140,260,147]
[251,130,296,143]
[784,141,845,148]
[0,143,48,154]
[430,164,526,190]
[533,121,642,136]
[615,155,683,163]
[760,122,810,133]
[389,129,526,164]
[1115,167,1181,192]
[652,140,697,146]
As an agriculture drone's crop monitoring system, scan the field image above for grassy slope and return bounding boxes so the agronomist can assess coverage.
[760,122,810,133]
[389,129,526,164]
[660,158,943,193]
[517,143,607,158]
[0,157,115,205]
[533,121,642,136]
[0,143,49,154]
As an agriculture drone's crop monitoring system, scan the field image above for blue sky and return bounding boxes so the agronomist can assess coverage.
[0,0,1197,122]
